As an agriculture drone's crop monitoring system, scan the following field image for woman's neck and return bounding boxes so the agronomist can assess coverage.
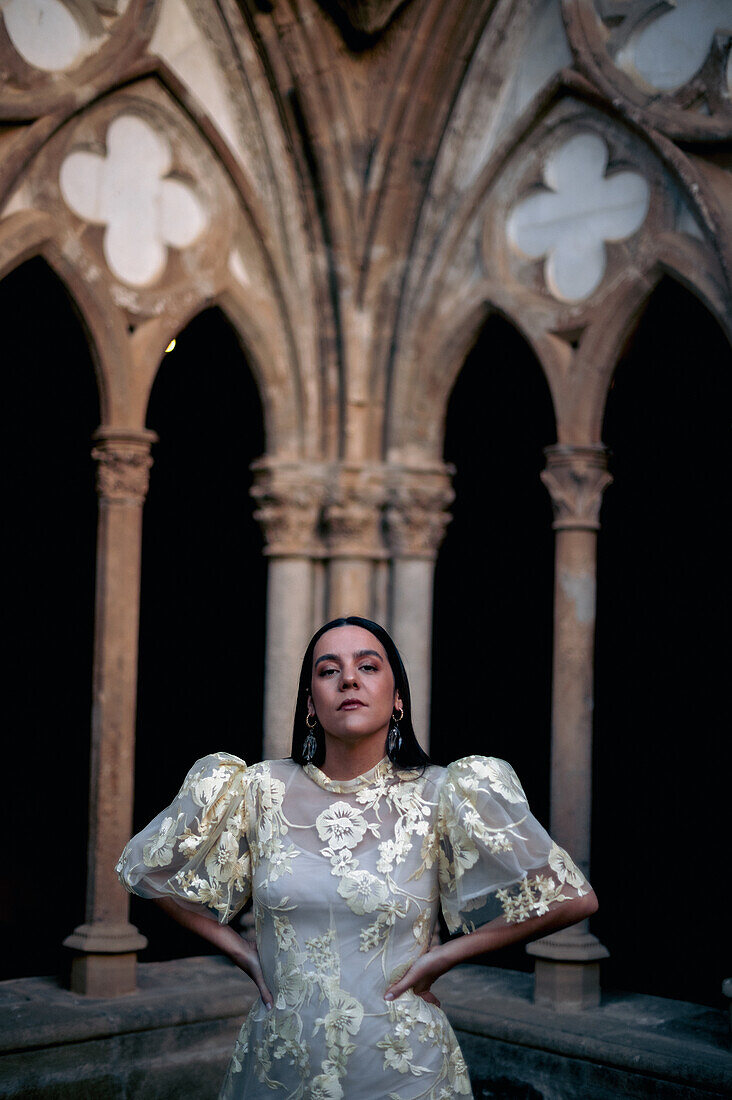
[320,733,387,780]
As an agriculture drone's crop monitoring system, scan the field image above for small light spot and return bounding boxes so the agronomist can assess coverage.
[165,339,177,354]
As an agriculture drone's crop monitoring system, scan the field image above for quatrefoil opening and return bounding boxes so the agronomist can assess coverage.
[1,0,104,73]
[59,114,207,287]
[507,132,650,303]
[615,0,732,93]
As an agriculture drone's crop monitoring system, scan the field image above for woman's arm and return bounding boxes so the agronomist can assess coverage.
[154,897,274,1008]
[384,889,598,1002]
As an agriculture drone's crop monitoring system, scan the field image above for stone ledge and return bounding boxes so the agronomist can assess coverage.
[434,966,732,1096]
[1,959,730,1100]
[1,956,256,1054]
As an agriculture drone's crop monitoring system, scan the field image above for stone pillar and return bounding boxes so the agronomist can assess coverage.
[251,461,324,760]
[385,466,454,750]
[526,444,611,1010]
[323,465,387,619]
[64,428,155,997]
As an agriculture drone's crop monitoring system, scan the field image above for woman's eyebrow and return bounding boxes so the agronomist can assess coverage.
[314,652,339,666]
[314,649,382,666]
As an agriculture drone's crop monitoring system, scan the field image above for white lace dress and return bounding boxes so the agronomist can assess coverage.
[117,754,590,1100]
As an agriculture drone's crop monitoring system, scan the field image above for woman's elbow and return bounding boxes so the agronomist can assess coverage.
[578,888,599,919]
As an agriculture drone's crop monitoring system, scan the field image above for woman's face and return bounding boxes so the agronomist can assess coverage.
[308,625,402,749]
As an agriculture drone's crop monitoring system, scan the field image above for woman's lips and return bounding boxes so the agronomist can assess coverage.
[338,699,365,710]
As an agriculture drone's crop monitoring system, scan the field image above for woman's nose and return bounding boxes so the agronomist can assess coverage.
[340,669,358,688]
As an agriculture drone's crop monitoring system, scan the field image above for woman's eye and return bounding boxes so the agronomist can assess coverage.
[319,667,338,677]
[360,664,377,672]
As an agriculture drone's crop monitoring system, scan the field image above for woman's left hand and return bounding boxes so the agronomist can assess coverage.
[384,949,445,1006]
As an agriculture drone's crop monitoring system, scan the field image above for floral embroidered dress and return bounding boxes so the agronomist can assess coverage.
[117,754,590,1100]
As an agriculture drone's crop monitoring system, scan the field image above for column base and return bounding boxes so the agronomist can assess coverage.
[63,922,148,996]
[63,921,148,953]
[68,952,139,997]
[527,928,609,1011]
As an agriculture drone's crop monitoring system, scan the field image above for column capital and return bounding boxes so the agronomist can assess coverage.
[385,464,455,559]
[323,464,388,560]
[91,427,157,504]
[250,459,326,558]
[541,444,612,531]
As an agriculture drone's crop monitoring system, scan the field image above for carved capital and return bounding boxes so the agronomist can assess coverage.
[323,466,388,559]
[385,466,455,559]
[250,460,325,557]
[91,428,157,504]
[541,445,612,531]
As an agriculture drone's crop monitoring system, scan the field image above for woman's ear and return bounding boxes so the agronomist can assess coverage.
[394,691,404,714]
[306,695,315,718]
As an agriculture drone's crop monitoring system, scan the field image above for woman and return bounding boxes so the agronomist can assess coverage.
[117,616,597,1099]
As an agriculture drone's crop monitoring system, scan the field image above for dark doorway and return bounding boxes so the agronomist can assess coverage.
[593,278,732,1006]
[132,307,266,961]
[2,258,99,980]
[431,313,556,974]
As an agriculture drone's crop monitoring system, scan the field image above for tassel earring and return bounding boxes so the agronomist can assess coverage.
[303,713,318,763]
[386,707,404,761]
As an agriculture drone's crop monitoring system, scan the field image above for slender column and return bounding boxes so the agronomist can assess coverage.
[251,461,324,759]
[527,444,611,1010]
[64,428,156,997]
[323,465,387,619]
[385,466,454,751]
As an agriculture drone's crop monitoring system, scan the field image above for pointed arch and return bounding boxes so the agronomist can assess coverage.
[0,66,321,452]
[572,254,732,443]
[2,254,100,980]
[387,285,563,462]
[388,75,731,456]
[431,312,556,825]
[593,275,732,1005]
[0,211,134,423]
[135,307,267,968]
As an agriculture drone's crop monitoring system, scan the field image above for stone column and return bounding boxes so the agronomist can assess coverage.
[251,461,325,760]
[323,465,387,619]
[385,466,454,751]
[64,427,156,997]
[526,444,611,1010]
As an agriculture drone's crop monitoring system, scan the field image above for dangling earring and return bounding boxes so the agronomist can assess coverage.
[303,713,318,764]
[386,707,404,761]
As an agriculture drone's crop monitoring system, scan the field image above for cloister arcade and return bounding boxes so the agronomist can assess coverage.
[1,0,730,1066]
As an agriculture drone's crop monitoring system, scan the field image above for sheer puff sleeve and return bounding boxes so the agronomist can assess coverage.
[437,756,590,935]
[115,752,251,924]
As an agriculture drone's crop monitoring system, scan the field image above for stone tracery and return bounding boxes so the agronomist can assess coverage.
[563,0,732,139]
[1,0,102,72]
[507,131,650,302]
[59,114,207,287]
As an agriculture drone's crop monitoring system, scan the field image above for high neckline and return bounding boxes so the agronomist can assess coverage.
[303,756,395,793]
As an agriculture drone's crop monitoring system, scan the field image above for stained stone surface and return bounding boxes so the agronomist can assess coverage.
[1,960,730,1099]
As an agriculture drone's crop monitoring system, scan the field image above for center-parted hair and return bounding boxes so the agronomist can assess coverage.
[290,616,430,769]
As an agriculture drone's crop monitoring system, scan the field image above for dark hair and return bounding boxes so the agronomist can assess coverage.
[291,616,430,770]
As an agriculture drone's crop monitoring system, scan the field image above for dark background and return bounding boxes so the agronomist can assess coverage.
[431,282,731,1005]
[3,260,730,1007]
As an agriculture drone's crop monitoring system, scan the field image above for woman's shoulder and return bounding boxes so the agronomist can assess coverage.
[423,755,527,803]
[187,754,298,775]
[445,755,527,802]
[245,757,301,784]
